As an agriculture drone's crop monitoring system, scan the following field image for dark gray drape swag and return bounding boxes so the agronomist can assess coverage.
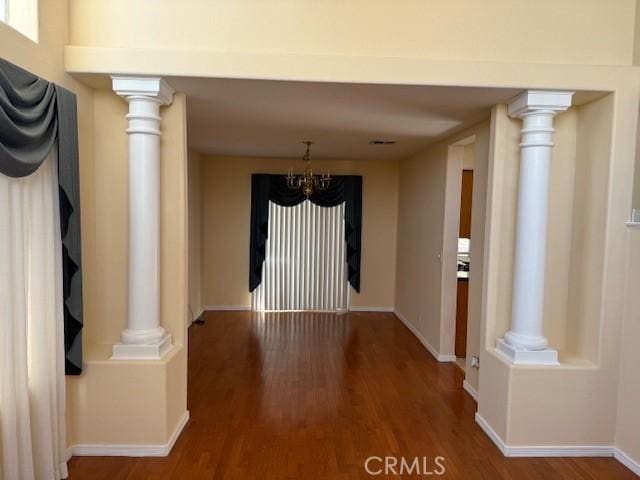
[250,174,362,293]
[0,58,83,375]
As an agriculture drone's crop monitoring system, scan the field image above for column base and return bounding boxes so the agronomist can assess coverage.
[496,338,559,365]
[111,333,174,360]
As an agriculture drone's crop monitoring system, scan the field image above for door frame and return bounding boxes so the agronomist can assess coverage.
[440,135,476,359]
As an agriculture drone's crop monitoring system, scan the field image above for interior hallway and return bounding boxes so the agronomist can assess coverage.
[68,312,636,479]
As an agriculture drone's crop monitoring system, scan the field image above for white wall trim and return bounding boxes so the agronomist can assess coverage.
[474,412,639,468]
[349,306,394,312]
[463,380,478,402]
[187,308,204,327]
[70,411,190,458]
[614,448,640,476]
[203,305,251,311]
[475,412,507,455]
[475,412,615,457]
[504,445,614,458]
[393,310,456,362]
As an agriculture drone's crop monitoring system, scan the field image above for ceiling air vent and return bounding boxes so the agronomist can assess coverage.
[368,139,397,145]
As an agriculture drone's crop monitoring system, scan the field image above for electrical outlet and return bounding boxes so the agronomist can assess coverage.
[471,356,480,368]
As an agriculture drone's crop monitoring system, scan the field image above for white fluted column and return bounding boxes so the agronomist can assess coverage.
[496,90,573,365]
[111,76,175,360]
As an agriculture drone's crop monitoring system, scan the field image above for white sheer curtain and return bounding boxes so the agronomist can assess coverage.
[0,152,68,480]
[252,200,349,311]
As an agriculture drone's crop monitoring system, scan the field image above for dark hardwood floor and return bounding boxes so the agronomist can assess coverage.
[68,311,637,479]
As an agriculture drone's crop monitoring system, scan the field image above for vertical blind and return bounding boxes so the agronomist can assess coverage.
[252,201,349,311]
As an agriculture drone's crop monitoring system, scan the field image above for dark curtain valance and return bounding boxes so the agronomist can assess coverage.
[250,174,362,293]
[0,58,83,375]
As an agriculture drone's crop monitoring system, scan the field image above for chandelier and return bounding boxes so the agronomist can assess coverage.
[286,141,331,197]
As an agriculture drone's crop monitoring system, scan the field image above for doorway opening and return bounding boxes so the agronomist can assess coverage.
[455,164,473,370]
[441,135,475,374]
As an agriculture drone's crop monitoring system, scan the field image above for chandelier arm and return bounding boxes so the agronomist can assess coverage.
[286,140,331,196]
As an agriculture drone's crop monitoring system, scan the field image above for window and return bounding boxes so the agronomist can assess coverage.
[0,0,38,42]
[252,201,350,312]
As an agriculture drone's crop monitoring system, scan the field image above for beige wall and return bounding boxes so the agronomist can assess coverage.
[564,98,612,360]
[69,0,636,66]
[188,149,203,322]
[159,93,190,348]
[395,138,447,351]
[200,155,398,309]
[616,231,640,462]
[82,89,127,347]
[395,122,490,360]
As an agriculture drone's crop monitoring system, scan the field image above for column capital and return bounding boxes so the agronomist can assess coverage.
[507,90,574,118]
[111,76,175,105]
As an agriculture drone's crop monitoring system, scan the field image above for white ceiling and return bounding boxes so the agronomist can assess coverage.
[170,77,595,161]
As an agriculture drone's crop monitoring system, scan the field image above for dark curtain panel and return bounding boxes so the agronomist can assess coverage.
[0,57,83,375]
[55,87,83,375]
[249,174,362,293]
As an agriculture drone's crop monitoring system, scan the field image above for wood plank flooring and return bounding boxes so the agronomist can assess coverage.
[68,311,637,479]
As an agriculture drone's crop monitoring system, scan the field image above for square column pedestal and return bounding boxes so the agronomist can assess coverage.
[112,334,174,360]
[495,338,558,365]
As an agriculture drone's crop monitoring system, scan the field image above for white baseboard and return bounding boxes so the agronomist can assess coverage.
[463,380,478,402]
[439,354,457,361]
[349,306,394,312]
[614,448,640,476]
[70,410,190,457]
[505,445,615,457]
[474,412,635,462]
[393,310,455,363]
[187,306,205,327]
[475,412,507,455]
[203,305,251,311]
